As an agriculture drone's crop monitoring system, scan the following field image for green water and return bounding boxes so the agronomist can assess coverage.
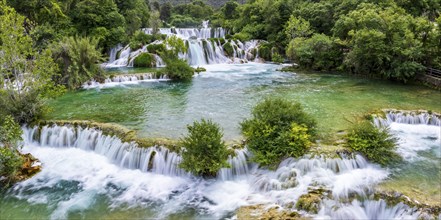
[46,63,441,140]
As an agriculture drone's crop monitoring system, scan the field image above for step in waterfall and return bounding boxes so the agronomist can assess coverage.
[105,21,263,68]
[19,123,434,219]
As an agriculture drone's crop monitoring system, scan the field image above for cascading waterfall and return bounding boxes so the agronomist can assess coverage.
[10,122,437,219]
[105,21,263,68]
[22,125,187,177]
[373,110,441,127]
[82,73,170,89]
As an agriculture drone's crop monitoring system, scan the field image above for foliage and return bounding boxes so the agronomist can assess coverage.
[149,10,162,35]
[241,98,316,167]
[272,52,284,64]
[165,35,187,56]
[160,2,172,22]
[179,119,230,177]
[51,36,104,89]
[169,14,200,28]
[345,121,401,166]
[147,43,167,54]
[0,2,65,123]
[223,42,234,57]
[114,0,149,36]
[285,15,313,40]
[333,3,426,82]
[257,43,272,61]
[286,34,342,71]
[133,53,155,68]
[0,116,24,182]
[160,56,194,81]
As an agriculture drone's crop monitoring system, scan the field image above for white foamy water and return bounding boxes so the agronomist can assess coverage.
[4,123,436,219]
[389,123,441,161]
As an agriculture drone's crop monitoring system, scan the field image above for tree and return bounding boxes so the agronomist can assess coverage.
[222,0,239,19]
[149,10,161,34]
[241,98,316,168]
[285,15,313,40]
[179,119,230,177]
[0,2,65,123]
[51,36,104,89]
[160,2,172,22]
[333,3,425,82]
[286,34,342,71]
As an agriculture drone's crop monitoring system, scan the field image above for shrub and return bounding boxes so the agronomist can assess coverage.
[345,121,401,166]
[258,43,272,61]
[160,54,194,81]
[133,53,156,68]
[272,52,284,64]
[0,116,24,183]
[241,98,317,167]
[179,119,230,177]
[147,43,166,54]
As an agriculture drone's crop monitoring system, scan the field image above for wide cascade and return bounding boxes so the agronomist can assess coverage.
[7,119,438,219]
[105,21,262,68]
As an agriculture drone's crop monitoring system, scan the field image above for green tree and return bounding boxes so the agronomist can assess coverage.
[51,36,104,89]
[333,3,425,82]
[222,0,239,19]
[160,2,172,22]
[0,2,65,123]
[285,15,313,40]
[286,34,342,71]
[149,10,161,34]
[241,98,316,167]
[179,119,230,177]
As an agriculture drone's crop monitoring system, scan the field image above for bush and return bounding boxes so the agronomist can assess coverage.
[258,43,272,61]
[147,43,166,54]
[179,119,230,177]
[0,116,24,182]
[133,53,156,68]
[272,52,284,64]
[345,121,400,166]
[241,98,317,167]
[160,55,194,81]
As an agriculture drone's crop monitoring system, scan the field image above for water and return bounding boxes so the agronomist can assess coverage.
[46,63,441,140]
[1,121,436,219]
[106,22,261,67]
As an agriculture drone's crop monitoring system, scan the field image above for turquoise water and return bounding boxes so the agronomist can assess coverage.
[46,63,441,140]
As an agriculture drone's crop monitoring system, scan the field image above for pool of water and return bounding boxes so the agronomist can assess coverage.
[45,63,441,140]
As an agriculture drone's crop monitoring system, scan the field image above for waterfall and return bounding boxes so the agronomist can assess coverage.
[373,110,441,127]
[22,125,188,177]
[104,21,264,67]
[82,73,170,89]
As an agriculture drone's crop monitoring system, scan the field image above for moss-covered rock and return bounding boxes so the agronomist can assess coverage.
[296,188,331,214]
[147,43,166,54]
[237,205,306,220]
[223,42,234,57]
[258,43,272,61]
[194,67,206,74]
[133,53,156,68]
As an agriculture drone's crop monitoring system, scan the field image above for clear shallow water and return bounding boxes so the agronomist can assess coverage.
[45,63,441,140]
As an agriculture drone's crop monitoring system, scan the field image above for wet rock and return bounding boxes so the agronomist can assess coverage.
[237,205,306,220]
[296,188,331,214]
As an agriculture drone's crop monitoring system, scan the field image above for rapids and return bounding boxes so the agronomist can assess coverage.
[1,116,439,219]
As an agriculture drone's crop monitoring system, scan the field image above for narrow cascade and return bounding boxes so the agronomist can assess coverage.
[105,21,264,67]
[82,74,170,89]
[217,148,256,181]
[373,110,441,127]
[22,125,187,177]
